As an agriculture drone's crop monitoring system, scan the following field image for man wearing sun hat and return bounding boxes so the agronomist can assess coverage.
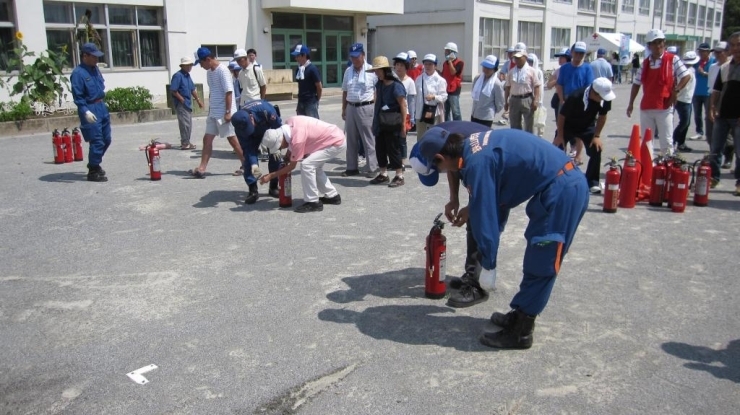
[410,126,588,349]
[170,56,203,151]
[555,78,616,194]
[504,48,541,133]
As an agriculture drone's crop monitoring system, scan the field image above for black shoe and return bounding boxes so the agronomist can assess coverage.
[295,201,323,213]
[677,144,693,153]
[388,176,405,188]
[87,167,108,182]
[409,125,417,133]
[480,310,536,349]
[245,185,259,204]
[490,310,517,329]
[369,174,390,185]
[319,194,342,205]
[268,188,279,198]
[448,273,474,290]
[341,169,360,177]
[446,282,489,308]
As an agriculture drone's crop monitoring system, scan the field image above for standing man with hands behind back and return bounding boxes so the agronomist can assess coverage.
[170,56,203,150]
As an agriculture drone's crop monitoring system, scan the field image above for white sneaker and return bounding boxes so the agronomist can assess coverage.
[358,157,367,168]
[589,186,602,194]
[690,134,703,140]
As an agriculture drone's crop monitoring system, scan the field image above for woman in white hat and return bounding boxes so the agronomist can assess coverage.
[414,54,448,139]
[470,55,504,127]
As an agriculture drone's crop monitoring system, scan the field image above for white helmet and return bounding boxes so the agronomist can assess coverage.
[444,42,458,53]
[646,29,665,43]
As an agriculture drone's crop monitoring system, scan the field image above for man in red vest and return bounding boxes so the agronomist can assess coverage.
[442,42,464,121]
[627,29,691,157]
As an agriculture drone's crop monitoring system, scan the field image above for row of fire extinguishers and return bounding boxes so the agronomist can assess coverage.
[52,128,84,164]
[143,140,293,207]
[602,153,712,213]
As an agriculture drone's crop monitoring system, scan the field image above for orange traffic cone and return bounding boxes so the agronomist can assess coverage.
[625,124,642,169]
[638,128,654,201]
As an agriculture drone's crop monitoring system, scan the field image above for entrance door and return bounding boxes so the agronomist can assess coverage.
[323,32,353,86]
[271,30,304,73]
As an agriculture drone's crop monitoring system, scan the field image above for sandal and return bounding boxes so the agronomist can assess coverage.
[181,143,196,150]
[188,168,205,179]
[232,167,244,176]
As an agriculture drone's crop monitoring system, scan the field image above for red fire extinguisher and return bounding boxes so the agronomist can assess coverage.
[61,128,74,163]
[52,129,64,164]
[145,141,161,181]
[603,158,621,213]
[692,156,711,207]
[664,157,677,206]
[671,163,692,213]
[72,127,84,162]
[278,160,292,208]
[618,152,642,209]
[424,213,447,299]
[649,156,667,207]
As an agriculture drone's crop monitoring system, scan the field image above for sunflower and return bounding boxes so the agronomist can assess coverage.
[15,31,23,41]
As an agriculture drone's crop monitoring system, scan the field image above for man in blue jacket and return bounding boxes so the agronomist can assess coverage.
[230,100,282,204]
[70,43,111,182]
[411,127,589,349]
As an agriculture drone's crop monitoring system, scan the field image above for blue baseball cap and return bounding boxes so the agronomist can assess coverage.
[81,42,104,58]
[194,47,212,66]
[349,43,364,58]
[410,127,453,187]
[291,44,310,56]
[597,48,607,56]
[554,47,571,57]
[228,61,240,71]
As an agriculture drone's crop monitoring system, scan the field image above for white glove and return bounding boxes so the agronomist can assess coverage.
[85,111,97,123]
[479,268,497,291]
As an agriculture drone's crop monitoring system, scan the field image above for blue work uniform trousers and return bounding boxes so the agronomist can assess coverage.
[240,134,279,188]
[79,101,111,168]
[673,101,692,146]
[510,166,589,316]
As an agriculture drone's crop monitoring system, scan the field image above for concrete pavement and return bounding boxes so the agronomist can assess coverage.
[1,83,739,414]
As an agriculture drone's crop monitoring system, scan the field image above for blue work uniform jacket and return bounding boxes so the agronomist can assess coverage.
[231,100,282,144]
[70,63,107,118]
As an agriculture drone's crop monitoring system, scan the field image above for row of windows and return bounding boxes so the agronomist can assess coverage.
[666,0,721,27]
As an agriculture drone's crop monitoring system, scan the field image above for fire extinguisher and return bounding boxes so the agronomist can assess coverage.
[664,157,677,206]
[671,163,692,213]
[52,129,64,164]
[61,128,74,163]
[618,152,642,209]
[424,213,447,299]
[692,156,711,207]
[145,141,162,181]
[278,160,292,208]
[649,156,667,207]
[602,158,621,213]
[72,127,84,162]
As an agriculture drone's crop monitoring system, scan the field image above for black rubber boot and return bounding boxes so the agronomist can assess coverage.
[268,187,279,198]
[87,166,108,182]
[480,309,536,349]
[448,272,474,290]
[490,310,517,329]
[245,184,259,204]
[446,280,488,308]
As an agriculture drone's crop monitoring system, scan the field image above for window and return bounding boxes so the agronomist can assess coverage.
[715,11,721,27]
[517,21,543,61]
[479,18,510,62]
[550,28,571,59]
[708,8,714,27]
[688,3,697,25]
[600,27,616,33]
[622,0,635,13]
[576,26,595,44]
[639,0,650,15]
[0,0,15,72]
[554,0,572,3]
[654,0,663,13]
[636,34,647,46]
[698,5,706,27]
[601,0,617,14]
[42,2,166,69]
[201,45,235,59]
[678,1,687,24]
[666,0,676,22]
[521,0,545,4]
[578,0,596,11]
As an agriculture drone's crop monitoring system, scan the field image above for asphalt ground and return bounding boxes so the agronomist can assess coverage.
[1,82,739,414]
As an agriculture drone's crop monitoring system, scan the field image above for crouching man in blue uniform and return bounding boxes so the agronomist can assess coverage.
[411,127,589,349]
[70,43,111,182]
[230,100,282,204]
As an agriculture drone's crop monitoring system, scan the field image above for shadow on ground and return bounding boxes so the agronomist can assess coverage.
[318,304,491,352]
[326,267,427,303]
[38,172,88,183]
[661,339,740,383]
[193,190,245,208]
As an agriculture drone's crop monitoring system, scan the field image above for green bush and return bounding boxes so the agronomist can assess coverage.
[0,98,33,122]
[105,86,154,112]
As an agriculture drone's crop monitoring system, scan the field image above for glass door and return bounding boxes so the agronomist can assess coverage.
[323,32,353,86]
[271,30,304,74]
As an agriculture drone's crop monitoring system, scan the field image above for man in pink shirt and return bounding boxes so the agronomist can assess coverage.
[260,116,347,212]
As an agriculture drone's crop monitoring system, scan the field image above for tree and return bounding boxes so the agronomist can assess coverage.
[723,0,740,40]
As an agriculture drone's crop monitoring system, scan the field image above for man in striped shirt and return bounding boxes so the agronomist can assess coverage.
[627,29,691,157]
[190,47,244,178]
[341,43,378,177]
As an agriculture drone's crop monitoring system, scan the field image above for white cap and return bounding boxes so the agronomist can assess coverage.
[481,55,498,69]
[646,29,665,43]
[394,52,409,62]
[526,53,537,62]
[514,42,527,52]
[682,50,700,65]
[422,53,437,64]
[444,42,458,53]
[262,128,284,153]
[407,50,417,58]
[666,46,678,53]
[592,78,616,101]
[572,42,588,53]
[714,41,728,51]
[234,48,248,59]
[179,56,194,66]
